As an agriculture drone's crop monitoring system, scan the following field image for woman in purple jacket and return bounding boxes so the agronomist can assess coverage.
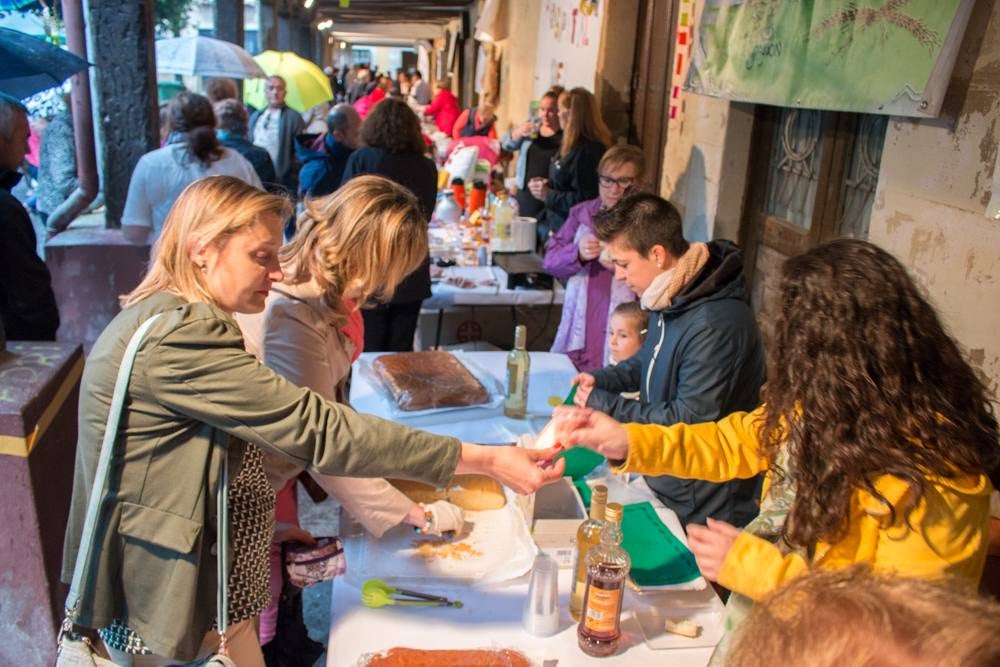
[543,145,645,371]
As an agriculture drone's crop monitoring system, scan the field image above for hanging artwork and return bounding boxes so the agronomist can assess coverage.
[685,0,975,117]
[534,0,604,97]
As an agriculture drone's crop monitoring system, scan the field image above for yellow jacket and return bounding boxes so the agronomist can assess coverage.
[619,407,992,601]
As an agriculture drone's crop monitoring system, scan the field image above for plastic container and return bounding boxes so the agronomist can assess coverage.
[492,194,516,252]
[434,190,462,226]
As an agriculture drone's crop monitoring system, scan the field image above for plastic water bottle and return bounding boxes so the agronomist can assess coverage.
[492,193,516,252]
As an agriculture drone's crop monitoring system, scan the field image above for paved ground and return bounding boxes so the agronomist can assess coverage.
[297,484,343,666]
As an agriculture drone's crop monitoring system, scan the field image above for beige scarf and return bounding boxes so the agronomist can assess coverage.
[640,242,710,311]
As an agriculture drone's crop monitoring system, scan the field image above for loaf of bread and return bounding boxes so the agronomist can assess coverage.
[389,474,506,510]
[365,647,530,667]
[372,351,490,411]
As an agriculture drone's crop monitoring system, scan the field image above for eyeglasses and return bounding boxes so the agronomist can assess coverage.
[599,174,636,189]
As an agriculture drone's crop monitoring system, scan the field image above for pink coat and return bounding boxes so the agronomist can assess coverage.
[424,88,460,135]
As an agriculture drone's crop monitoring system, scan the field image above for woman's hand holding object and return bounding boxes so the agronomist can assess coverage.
[425,500,465,536]
[549,406,629,461]
[578,235,602,262]
[528,177,550,201]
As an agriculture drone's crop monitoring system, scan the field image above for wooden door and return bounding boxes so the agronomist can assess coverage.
[629,0,676,189]
[739,106,888,342]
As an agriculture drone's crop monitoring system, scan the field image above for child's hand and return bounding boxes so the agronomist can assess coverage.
[685,518,741,582]
[571,373,595,406]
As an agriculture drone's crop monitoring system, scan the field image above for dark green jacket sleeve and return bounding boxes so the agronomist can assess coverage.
[590,354,643,395]
[144,313,461,487]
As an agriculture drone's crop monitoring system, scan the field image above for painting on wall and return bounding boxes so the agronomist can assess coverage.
[685,0,975,117]
[533,0,604,98]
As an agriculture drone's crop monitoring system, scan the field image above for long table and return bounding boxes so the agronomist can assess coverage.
[422,266,565,349]
[426,266,565,310]
[329,352,720,666]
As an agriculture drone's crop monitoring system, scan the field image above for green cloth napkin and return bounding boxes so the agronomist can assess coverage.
[558,447,605,480]
[621,501,701,587]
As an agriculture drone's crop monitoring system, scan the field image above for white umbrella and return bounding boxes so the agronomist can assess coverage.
[155,35,266,79]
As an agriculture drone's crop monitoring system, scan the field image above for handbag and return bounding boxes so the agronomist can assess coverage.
[56,313,237,666]
[261,542,328,667]
[284,536,346,588]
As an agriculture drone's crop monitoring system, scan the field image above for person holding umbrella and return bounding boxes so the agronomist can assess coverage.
[249,76,305,195]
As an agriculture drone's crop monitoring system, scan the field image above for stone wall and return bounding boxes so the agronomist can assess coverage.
[657,0,753,242]
[492,0,543,141]
[868,0,1000,406]
[659,95,753,242]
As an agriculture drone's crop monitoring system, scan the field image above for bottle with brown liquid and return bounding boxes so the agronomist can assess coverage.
[578,503,630,657]
[569,484,608,621]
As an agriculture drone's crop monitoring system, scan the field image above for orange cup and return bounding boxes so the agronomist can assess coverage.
[451,184,467,210]
[468,186,487,213]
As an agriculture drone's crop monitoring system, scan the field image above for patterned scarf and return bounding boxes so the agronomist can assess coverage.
[640,242,710,311]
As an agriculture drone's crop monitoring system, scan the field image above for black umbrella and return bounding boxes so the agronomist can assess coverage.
[0,27,90,99]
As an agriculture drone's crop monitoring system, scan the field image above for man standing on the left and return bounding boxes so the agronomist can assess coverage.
[0,93,59,341]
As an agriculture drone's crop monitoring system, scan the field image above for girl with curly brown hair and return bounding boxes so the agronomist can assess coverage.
[551,239,999,604]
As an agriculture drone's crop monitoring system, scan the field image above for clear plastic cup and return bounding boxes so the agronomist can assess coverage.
[522,552,560,636]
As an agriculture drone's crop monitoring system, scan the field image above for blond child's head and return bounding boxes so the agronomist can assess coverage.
[727,566,1000,667]
[608,301,647,363]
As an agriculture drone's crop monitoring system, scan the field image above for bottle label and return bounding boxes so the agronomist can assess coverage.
[584,585,622,634]
[506,363,520,396]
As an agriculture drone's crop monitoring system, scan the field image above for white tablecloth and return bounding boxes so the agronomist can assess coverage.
[333,352,719,666]
[425,266,565,310]
[349,351,579,430]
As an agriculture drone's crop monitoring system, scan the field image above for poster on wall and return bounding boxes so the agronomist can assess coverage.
[533,0,603,101]
[685,0,975,117]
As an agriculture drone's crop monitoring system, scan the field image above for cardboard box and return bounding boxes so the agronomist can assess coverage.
[531,477,586,568]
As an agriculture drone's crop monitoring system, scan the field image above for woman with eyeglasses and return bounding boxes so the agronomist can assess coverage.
[543,145,644,371]
[527,87,611,243]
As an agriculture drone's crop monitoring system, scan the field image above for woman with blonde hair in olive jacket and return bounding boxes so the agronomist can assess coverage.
[62,175,565,665]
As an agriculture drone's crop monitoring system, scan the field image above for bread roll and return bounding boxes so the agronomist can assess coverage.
[389,474,506,510]
[664,618,702,638]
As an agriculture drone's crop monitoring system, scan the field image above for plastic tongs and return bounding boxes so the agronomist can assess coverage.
[361,578,463,608]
